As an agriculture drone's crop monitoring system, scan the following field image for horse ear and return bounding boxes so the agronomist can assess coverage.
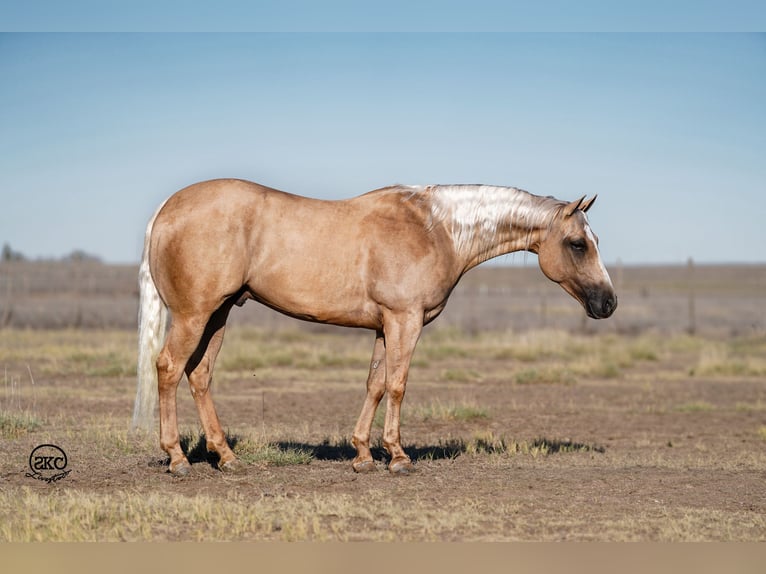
[581,195,598,213]
[564,196,586,217]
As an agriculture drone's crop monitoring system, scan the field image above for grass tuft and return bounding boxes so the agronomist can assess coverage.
[233,437,313,466]
[514,367,576,385]
[441,368,482,383]
[415,400,489,422]
[433,432,605,459]
[674,401,715,413]
[0,410,42,438]
[691,341,766,377]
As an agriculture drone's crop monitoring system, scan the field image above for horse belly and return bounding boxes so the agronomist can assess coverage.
[245,259,381,329]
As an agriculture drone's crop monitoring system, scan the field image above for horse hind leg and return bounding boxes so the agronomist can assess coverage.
[157,314,210,476]
[184,300,245,474]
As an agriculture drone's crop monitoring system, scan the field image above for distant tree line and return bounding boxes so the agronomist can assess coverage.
[1,243,102,263]
[1,243,24,262]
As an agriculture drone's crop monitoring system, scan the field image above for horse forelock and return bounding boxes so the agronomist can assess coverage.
[407,184,563,256]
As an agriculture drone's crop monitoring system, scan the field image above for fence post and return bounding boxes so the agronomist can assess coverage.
[1,273,12,327]
[614,258,623,332]
[687,257,696,335]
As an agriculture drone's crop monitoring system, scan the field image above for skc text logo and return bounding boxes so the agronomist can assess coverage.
[26,444,71,483]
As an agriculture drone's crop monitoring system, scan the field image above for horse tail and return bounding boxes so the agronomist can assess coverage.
[131,200,169,435]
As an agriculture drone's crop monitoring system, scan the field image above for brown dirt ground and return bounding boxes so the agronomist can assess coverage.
[2,328,765,541]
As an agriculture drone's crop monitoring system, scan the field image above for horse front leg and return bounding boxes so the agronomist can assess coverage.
[351,331,386,473]
[381,311,422,475]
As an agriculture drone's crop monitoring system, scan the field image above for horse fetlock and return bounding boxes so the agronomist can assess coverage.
[203,432,230,451]
[382,437,403,457]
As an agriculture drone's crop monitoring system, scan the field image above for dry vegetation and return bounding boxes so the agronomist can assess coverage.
[0,261,765,541]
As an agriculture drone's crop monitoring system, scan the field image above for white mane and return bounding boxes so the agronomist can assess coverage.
[404,184,563,256]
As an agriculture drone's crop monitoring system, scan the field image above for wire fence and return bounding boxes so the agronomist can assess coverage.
[1,260,764,336]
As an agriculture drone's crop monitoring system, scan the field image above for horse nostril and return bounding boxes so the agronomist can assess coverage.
[585,291,617,319]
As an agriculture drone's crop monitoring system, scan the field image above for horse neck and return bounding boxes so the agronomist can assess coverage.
[428,185,561,272]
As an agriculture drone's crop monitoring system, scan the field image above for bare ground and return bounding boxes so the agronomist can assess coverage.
[1,324,765,541]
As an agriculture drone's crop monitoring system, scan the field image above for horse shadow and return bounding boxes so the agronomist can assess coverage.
[276,436,605,461]
[158,433,605,471]
[169,434,465,469]
[175,434,241,469]
[274,439,467,463]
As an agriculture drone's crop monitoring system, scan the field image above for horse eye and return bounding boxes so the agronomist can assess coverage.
[569,239,586,252]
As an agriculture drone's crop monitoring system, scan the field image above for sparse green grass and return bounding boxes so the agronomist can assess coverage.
[1,364,43,438]
[413,432,606,463]
[373,399,489,427]
[514,366,576,385]
[683,336,766,378]
[418,343,471,362]
[0,329,136,378]
[415,400,489,422]
[423,328,587,363]
[736,401,766,412]
[416,329,672,384]
[757,427,766,441]
[0,410,42,438]
[441,368,482,383]
[0,327,758,411]
[233,437,313,466]
[627,340,660,362]
[691,342,766,377]
[456,431,605,458]
[675,401,715,413]
[218,328,370,372]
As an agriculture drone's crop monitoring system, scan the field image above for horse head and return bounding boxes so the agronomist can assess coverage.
[536,195,617,319]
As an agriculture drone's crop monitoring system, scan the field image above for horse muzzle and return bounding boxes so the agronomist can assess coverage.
[584,288,618,319]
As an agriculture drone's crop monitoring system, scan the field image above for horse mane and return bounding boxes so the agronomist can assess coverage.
[398,184,564,257]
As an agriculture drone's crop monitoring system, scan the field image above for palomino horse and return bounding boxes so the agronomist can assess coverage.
[132,179,617,476]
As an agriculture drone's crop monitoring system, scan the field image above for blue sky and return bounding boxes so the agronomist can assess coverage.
[2,1,765,32]
[1,32,764,264]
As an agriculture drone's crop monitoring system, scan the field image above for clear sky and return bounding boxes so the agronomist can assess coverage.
[1,31,764,264]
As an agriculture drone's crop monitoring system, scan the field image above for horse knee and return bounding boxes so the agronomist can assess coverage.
[387,384,405,403]
[368,385,385,402]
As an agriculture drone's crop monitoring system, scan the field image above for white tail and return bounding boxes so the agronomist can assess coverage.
[131,201,169,434]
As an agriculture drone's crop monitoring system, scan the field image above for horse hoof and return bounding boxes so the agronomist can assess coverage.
[169,461,192,477]
[352,460,377,473]
[389,459,415,475]
[219,458,247,475]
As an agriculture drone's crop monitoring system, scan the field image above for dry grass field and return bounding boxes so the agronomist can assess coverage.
[0,261,765,541]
